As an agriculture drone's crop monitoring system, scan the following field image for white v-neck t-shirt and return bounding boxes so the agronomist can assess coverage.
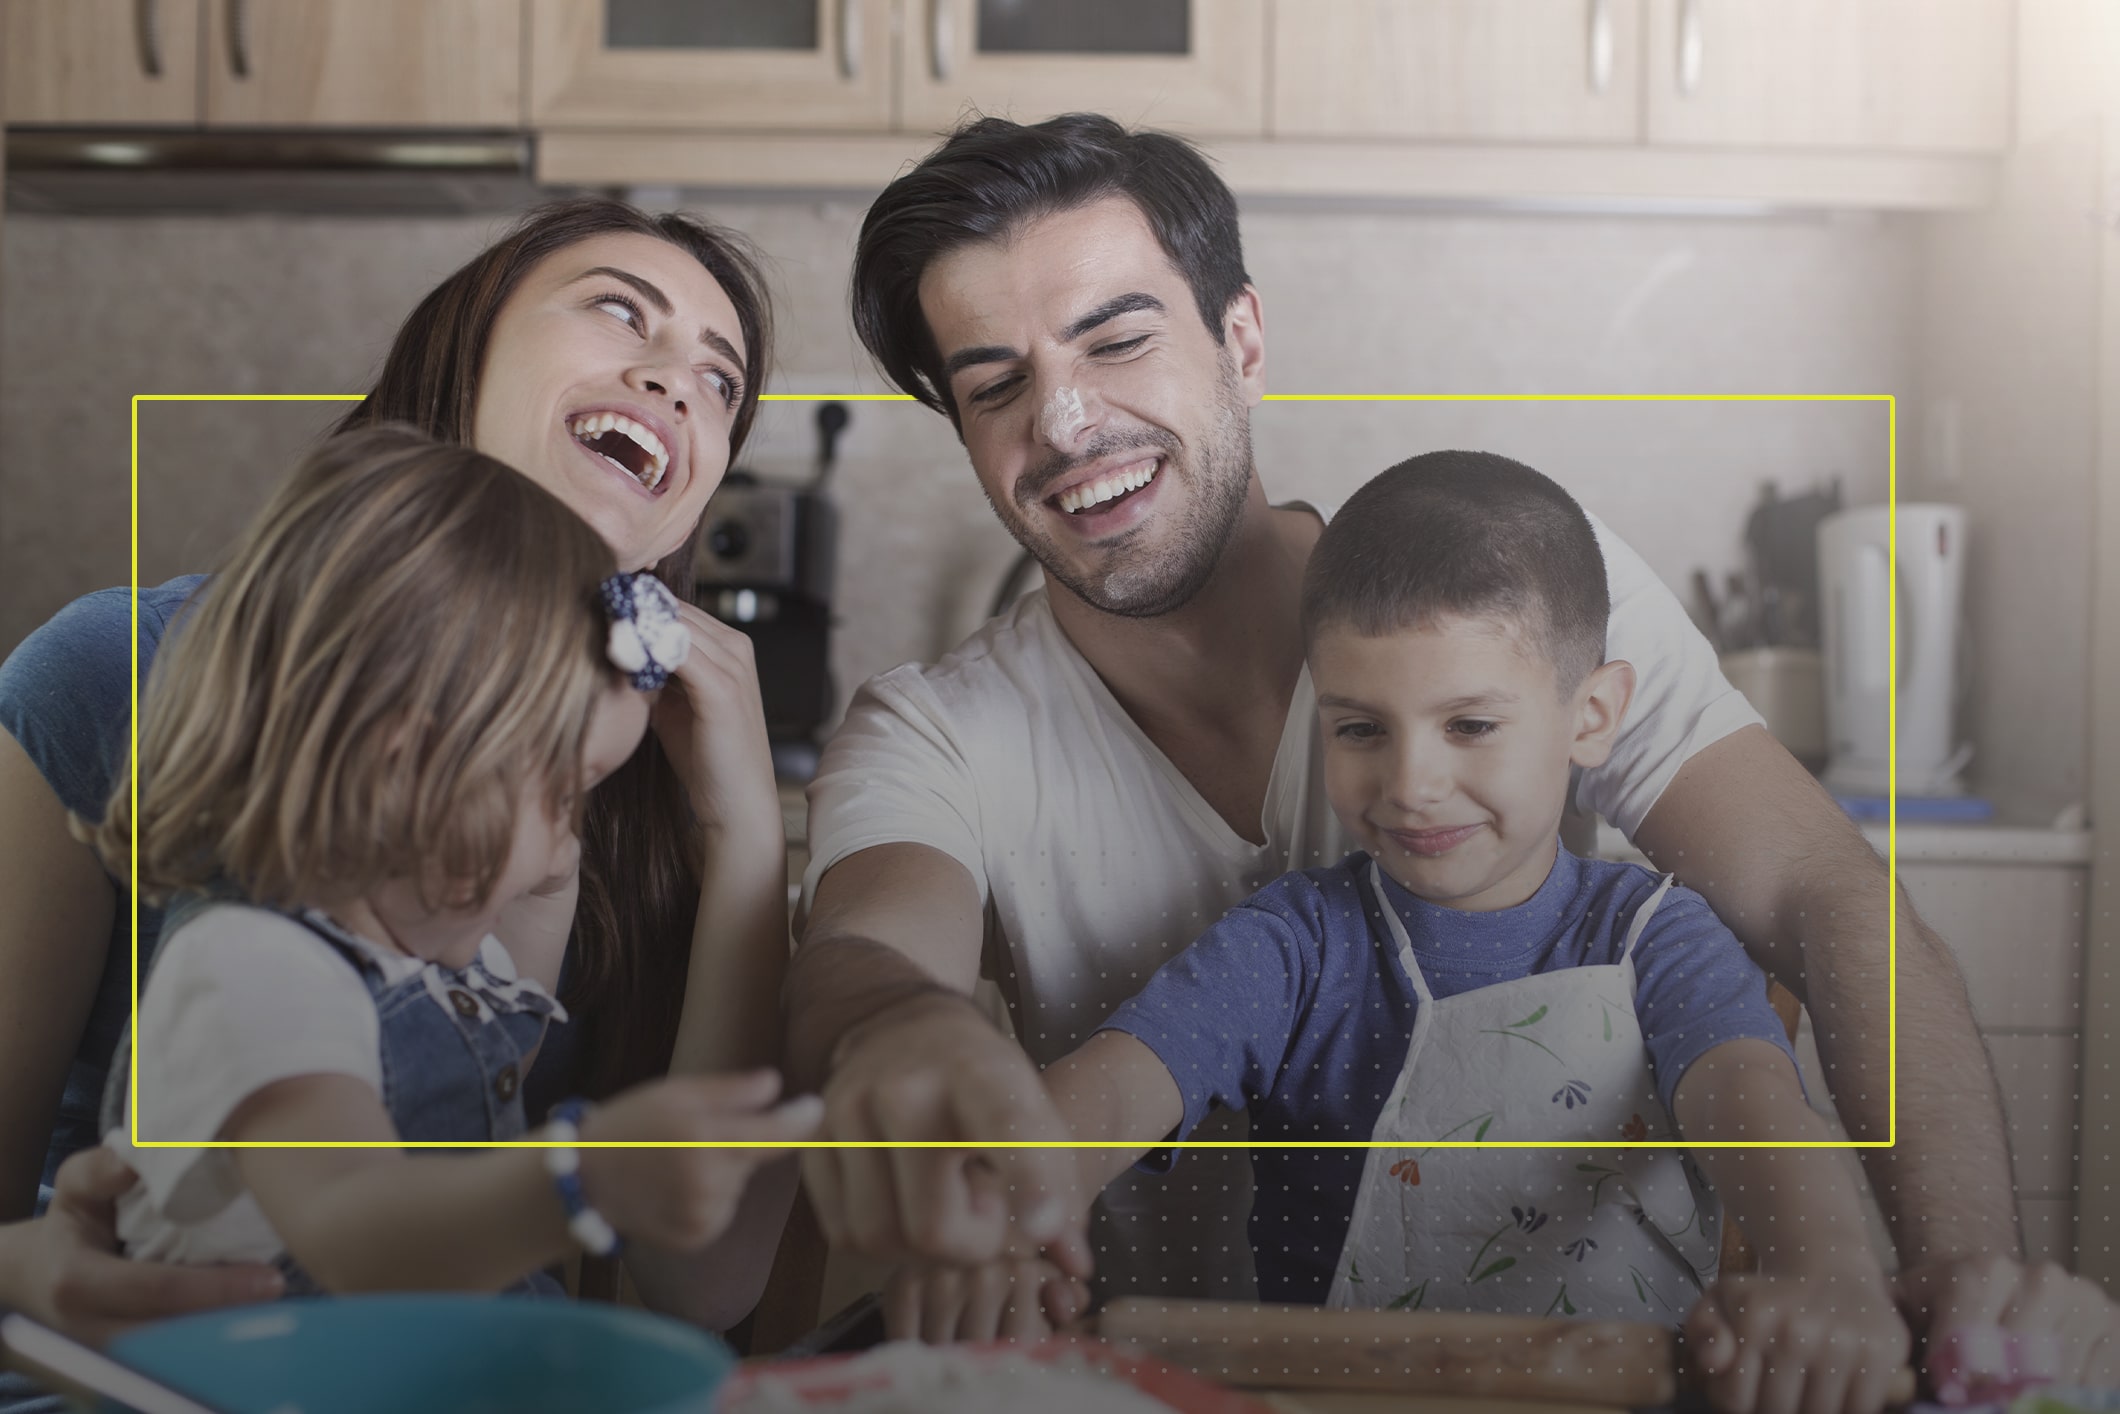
[802,508,1761,1299]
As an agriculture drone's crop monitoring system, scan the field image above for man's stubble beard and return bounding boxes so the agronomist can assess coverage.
[997,365,1254,621]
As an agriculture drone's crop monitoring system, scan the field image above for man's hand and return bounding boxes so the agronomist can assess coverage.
[1684,1271,1910,1414]
[0,1147,282,1347]
[800,993,1091,1279]
[882,1256,1091,1343]
[1896,1257,2119,1399]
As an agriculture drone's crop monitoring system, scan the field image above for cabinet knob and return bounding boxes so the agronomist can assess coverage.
[931,0,955,81]
[839,0,862,80]
[226,0,252,79]
[1677,0,1704,96]
[1587,0,1614,95]
[132,0,163,78]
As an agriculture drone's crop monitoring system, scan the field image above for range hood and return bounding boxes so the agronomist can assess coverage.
[6,130,542,214]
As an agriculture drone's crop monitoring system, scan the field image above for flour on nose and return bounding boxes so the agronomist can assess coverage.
[1039,385,1088,446]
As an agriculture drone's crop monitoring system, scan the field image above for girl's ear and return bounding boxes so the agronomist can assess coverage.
[1568,659,1636,770]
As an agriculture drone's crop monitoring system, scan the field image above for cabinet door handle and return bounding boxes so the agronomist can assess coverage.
[1677,0,1702,95]
[838,0,861,79]
[931,0,954,81]
[226,0,251,78]
[1587,0,1613,94]
[133,0,162,77]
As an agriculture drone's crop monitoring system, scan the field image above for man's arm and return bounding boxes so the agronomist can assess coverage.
[789,842,1087,1273]
[1673,1039,1909,1414]
[1632,725,2018,1266]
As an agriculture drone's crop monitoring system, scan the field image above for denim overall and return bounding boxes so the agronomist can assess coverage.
[101,906,569,1298]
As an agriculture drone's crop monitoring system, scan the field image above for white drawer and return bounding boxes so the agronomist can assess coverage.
[1897,864,2085,1031]
[1985,1033,2080,1195]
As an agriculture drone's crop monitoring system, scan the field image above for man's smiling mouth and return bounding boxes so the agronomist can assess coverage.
[569,411,669,491]
[1055,460,1159,515]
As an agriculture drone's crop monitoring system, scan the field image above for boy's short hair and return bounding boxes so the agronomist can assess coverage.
[97,424,618,913]
[1300,450,1609,691]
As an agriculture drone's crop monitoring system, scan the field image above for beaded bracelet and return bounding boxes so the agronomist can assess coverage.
[544,1098,622,1257]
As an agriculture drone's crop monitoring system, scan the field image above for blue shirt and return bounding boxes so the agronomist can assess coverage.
[0,577,206,1203]
[1101,845,1795,1304]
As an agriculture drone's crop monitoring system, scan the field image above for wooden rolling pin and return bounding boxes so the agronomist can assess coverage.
[1092,1299,1918,1407]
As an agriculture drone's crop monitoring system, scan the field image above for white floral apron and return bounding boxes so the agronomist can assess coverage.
[1324,862,1720,1325]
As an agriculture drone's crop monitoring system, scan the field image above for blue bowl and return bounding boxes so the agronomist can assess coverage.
[105,1296,735,1414]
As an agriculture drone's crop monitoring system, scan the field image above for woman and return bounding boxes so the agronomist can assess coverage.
[0,198,795,1355]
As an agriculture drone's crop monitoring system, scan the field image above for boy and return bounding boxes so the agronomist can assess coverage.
[896,451,1907,1413]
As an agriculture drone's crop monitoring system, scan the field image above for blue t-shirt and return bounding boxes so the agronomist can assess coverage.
[0,576,206,1203]
[1100,845,1796,1304]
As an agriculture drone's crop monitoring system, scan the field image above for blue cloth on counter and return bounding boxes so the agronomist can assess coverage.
[1100,844,1796,1305]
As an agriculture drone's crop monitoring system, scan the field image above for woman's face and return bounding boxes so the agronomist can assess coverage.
[472,232,749,571]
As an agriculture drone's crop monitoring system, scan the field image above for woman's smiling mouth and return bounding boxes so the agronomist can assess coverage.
[568,410,669,491]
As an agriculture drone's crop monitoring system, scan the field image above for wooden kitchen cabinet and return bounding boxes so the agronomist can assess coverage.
[897,0,1265,137]
[6,0,203,126]
[204,0,522,128]
[529,0,894,132]
[1272,0,1644,144]
[1643,0,2012,153]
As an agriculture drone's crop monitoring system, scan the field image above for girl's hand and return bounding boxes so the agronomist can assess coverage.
[650,601,781,837]
[577,1070,822,1251]
[3,1147,282,1346]
[1685,1272,1910,1414]
[882,1256,1090,1344]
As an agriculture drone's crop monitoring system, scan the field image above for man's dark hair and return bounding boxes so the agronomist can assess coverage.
[851,112,1252,420]
[1301,451,1610,692]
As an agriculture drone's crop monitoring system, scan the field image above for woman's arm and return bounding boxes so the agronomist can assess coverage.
[0,733,115,1222]
[622,604,796,1325]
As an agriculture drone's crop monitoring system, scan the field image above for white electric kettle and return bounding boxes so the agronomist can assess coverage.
[1816,503,1970,796]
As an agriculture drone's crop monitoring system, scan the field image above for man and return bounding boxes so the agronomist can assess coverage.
[789,112,2092,1378]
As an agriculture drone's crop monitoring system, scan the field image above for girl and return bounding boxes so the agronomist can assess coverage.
[0,198,791,1352]
[93,425,818,1296]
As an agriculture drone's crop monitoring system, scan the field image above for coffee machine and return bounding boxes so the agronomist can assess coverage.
[696,403,846,779]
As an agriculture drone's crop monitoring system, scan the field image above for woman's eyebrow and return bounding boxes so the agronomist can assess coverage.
[571,265,747,369]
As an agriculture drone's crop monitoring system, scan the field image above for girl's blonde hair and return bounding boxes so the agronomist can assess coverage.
[96,424,620,914]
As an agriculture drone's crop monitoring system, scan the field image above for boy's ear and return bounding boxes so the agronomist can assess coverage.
[1568,659,1635,770]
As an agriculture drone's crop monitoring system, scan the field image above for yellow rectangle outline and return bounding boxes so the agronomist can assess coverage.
[129,391,1897,1151]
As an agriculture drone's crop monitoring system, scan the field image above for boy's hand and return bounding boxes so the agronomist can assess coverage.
[882,1256,1091,1343]
[577,1070,823,1250]
[1684,1272,1910,1414]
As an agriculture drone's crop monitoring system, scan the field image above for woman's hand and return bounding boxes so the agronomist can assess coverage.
[883,1256,1091,1344]
[578,1069,822,1251]
[650,601,781,838]
[0,1147,282,1347]
[1684,1271,1911,1414]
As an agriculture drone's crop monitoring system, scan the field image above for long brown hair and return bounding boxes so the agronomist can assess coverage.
[99,426,616,917]
[334,197,776,1096]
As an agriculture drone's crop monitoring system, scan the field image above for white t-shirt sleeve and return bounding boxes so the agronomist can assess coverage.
[802,665,989,912]
[1577,512,1765,837]
[125,905,382,1210]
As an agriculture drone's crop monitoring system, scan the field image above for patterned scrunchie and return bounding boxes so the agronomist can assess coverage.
[600,572,689,691]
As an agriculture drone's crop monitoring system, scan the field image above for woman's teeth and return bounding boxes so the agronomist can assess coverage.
[568,411,669,490]
[1059,462,1157,515]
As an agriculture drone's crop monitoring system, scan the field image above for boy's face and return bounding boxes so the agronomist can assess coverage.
[1313,613,1633,913]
